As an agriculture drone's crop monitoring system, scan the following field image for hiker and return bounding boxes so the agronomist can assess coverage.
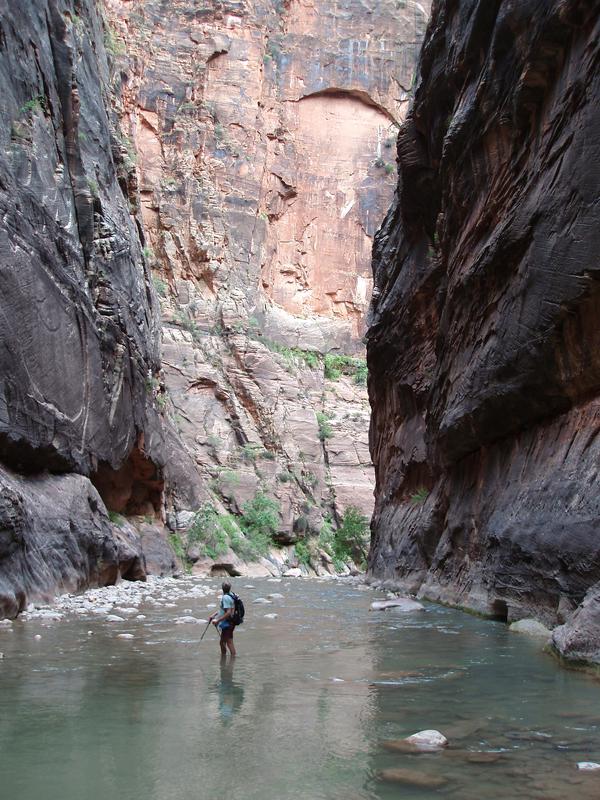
[210,581,237,657]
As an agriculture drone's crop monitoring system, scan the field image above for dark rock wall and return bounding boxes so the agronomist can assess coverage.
[0,0,161,474]
[367,0,600,646]
[0,0,172,615]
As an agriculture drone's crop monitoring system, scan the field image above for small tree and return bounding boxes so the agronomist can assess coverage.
[335,506,369,566]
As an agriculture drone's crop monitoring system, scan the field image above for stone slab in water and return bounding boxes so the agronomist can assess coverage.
[370,598,424,612]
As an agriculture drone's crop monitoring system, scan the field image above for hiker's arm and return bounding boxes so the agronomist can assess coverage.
[212,602,234,625]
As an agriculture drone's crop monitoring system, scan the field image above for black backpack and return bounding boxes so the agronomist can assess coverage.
[228,592,245,626]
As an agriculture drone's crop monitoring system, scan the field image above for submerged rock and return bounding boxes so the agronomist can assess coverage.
[577,762,600,771]
[379,768,446,788]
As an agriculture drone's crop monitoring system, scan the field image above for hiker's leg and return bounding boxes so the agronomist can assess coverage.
[221,625,234,656]
[218,627,227,655]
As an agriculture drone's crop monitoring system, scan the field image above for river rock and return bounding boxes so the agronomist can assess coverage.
[264,613,278,619]
[371,598,424,613]
[174,616,201,625]
[117,634,134,640]
[106,615,125,623]
[577,762,600,771]
[253,598,272,605]
[267,593,284,600]
[405,730,448,751]
[379,768,447,788]
[509,619,553,639]
[283,568,302,578]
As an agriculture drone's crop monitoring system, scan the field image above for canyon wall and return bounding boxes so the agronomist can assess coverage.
[0,0,430,613]
[0,0,181,616]
[101,0,430,567]
[367,0,600,664]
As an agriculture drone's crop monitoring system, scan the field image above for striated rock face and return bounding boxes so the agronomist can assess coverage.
[0,0,174,613]
[101,0,430,543]
[367,0,600,655]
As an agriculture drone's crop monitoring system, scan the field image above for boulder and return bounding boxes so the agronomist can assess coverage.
[405,730,448,751]
[552,583,600,667]
[509,619,553,639]
[283,567,302,578]
[371,598,424,613]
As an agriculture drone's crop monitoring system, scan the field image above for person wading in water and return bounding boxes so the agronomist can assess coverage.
[210,582,237,658]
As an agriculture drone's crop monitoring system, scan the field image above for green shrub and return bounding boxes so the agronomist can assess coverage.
[294,540,311,567]
[318,517,335,554]
[316,411,333,441]
[169,532,189,571]
[188,504,229,559]
[324,353,367,382]
[354,362,368,385]
[239,492,279,556]
[384,162,394,175]
[411,487,429,504]
[333,506,369,567]
[19,96,45,115]
[277,470,293,483]
[108,510,124,526]
[259,338,320,372]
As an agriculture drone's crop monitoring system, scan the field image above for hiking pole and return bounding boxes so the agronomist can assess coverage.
[200,619,212,641]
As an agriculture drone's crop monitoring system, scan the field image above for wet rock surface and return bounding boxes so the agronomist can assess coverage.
[367,0,600,662]
[552,582,600,667]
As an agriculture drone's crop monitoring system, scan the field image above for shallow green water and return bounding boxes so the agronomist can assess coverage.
[1,578,599,800]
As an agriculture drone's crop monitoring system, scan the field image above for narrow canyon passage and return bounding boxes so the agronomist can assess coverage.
[1,0,600,798]
[2,579,600,800]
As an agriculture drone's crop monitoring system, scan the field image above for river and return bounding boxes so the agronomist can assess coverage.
[0,577,599,799]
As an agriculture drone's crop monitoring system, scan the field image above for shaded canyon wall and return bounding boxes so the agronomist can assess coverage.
[367,0,600,664]
[0,0,186,616]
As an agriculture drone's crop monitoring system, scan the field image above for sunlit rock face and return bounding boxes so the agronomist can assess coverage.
[367,0,600,658]
[104,0,430,534]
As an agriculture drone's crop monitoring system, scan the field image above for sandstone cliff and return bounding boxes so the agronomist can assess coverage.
[367,0,600,664]
[102,0,429,569]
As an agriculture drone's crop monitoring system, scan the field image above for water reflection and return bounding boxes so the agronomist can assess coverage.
[217,657,244,725]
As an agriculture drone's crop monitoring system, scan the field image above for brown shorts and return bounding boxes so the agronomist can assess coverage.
[220,624,234,642]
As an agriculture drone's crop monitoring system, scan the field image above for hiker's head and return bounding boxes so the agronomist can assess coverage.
[222,581,231,594]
